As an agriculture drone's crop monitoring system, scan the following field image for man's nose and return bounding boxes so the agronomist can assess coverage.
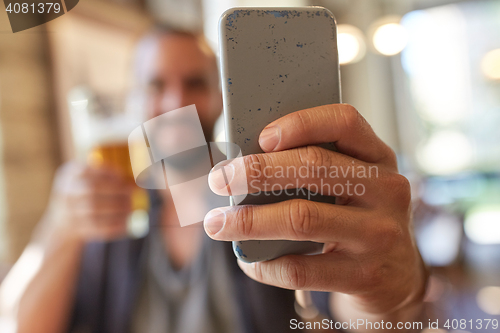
[160,87,191,113]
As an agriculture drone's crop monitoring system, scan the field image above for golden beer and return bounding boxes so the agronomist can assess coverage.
[88,141,149,211]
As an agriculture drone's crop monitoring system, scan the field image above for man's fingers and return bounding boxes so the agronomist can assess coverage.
[203,200,369,246]
[258,104,397,169]
[82,220,128,240]
[68,172,133,196]
[237,253,365,293]
[209,146,379,202]
[70,195,132,215]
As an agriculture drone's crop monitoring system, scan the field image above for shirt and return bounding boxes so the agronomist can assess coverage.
[131,229,244,333]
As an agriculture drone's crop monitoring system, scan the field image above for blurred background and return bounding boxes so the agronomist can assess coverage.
[0,0,499,331]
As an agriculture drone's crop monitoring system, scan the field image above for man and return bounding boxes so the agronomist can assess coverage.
[0,27,427,332]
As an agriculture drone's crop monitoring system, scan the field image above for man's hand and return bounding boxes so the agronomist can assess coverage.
[1,162,133,333]
[204,104,426,316]
[44,162,132,242]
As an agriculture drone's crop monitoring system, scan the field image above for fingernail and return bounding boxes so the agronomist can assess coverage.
[209,164,235,191]
[259,126,280,152]
[237,260,255,274]
[204,209,226,235]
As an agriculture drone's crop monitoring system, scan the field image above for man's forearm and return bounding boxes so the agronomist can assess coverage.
[1,220,85,333]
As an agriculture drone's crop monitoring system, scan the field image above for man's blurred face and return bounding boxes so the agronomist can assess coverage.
[144,33,222,144]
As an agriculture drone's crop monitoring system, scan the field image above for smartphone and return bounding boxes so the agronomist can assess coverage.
[219,7,341,263]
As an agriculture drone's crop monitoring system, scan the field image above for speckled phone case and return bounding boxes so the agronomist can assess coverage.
[219,7,341,263]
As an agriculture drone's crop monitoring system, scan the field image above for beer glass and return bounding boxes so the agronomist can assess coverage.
[67,87,149,237]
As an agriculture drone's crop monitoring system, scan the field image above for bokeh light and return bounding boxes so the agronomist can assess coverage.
[465,206,500,245]
[481,48,500,80]
[373,22,409,56]
[401,8,471,125]
[476,286,500,314]
[417,130,473,175]
[337,24,366,65]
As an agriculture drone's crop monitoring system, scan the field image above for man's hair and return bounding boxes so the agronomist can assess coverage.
[132,24,216,85]
[147,24,203,40]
